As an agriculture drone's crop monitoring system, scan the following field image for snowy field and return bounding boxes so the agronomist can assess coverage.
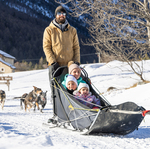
[0,60,150,149]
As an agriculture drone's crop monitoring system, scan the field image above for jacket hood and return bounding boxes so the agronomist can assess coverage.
[64,74,83,83]
[52,19,68,31]
[49,20,70,31]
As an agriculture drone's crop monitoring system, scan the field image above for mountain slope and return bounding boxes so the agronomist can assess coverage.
[0,0,97,64]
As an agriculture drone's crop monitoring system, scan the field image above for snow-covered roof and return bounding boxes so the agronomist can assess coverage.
[0,58,16,69]
[0,50,16,60]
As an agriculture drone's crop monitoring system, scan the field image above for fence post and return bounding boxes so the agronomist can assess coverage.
[96,52,100,63]
[6,80,10,91]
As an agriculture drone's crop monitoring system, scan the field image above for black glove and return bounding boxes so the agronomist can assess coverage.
[51,62,60,71]
[74,62,80,66]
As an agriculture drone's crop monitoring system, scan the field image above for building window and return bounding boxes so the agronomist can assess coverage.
[0,67,5,72]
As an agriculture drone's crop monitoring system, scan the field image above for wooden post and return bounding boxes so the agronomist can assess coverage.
[7,80,10,91]
[0,76,12,91]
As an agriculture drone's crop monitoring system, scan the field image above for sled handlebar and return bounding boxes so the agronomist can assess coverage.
[52,66,67,78]
[80,66,89,78]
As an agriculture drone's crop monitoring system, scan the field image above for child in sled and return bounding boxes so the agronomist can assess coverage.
[65,74,78,94]
[73,83,101,109]
[62,61,86,89]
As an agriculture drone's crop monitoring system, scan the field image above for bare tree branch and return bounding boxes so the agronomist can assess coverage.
[55,0,150,82]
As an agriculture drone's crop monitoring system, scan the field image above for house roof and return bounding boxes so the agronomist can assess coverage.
[0,58,16,69]
[0,50,16,60]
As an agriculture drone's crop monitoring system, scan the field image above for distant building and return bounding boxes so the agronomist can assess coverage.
[0,50,16,73]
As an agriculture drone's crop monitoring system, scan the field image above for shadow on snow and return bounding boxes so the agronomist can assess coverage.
[0,122,30,136]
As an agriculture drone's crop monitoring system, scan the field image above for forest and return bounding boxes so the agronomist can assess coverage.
[0,1,98,71]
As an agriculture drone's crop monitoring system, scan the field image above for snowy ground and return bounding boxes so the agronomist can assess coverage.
[0,60,150,149]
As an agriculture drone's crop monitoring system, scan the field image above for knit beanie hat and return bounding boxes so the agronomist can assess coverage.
[55,5,67,17]
[66,75,78,87]
[78,83,89,92]
[69,64,81,74]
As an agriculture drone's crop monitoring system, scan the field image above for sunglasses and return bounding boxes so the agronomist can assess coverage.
[57,12,66,16]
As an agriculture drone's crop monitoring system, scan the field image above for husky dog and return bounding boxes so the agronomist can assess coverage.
[0,90,6,110]
[20,93,28,109]
[34,91,47,112]
[15,86,47,112]
[24,86,42,112]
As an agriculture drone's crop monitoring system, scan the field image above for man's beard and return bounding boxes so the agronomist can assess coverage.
[56,18,65,24]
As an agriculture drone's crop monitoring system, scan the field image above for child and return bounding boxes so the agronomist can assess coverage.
[73,83,101,109]
[65,74,78,94]
[62,61,86,89]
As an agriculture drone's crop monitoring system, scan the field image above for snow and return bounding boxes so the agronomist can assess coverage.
[1,60,150,149]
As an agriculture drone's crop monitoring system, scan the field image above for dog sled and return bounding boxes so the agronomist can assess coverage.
[49,66,150,135]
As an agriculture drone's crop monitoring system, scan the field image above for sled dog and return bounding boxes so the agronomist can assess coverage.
[20,91,47,112]
[0,90,6,110]
[35,91,47,112]
[24,86,42,112]
[20,93,28,109]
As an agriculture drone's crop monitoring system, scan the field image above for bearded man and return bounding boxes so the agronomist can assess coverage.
[43,5,80,122]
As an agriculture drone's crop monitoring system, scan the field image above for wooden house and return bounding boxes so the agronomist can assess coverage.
[0,50,16,73]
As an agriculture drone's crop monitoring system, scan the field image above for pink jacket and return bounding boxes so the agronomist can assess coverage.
[73,91,101,108]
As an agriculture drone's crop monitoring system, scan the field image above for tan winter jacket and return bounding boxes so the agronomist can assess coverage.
[43,22,80,66]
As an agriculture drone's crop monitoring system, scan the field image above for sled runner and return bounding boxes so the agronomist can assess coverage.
[49,66,149,135]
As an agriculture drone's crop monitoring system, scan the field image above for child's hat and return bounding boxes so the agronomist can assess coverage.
[68,61,80,74]
[78,83,89,91]
[66,75,78,87]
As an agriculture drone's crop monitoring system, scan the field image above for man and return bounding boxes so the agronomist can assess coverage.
[43,5,80,123]
[43,5,80,68]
